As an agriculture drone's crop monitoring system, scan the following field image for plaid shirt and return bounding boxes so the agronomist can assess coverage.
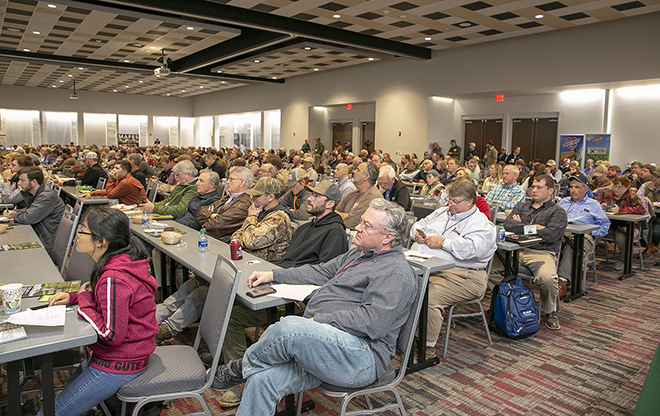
[485,183,525,211]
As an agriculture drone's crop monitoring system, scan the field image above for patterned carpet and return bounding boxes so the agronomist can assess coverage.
[7,253,660,416]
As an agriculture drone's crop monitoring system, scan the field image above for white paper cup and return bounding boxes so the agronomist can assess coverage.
[1,283,23,314]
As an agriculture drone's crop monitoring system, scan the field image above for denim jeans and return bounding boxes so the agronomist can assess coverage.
[37,361,144,416]
[236,316,378,416]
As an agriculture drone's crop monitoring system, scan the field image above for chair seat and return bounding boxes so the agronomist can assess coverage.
[118,345,207,398]
[319,366,396,395]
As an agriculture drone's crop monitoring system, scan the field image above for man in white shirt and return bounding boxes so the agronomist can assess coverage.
[411,180,497,359]
[334,163,356,196]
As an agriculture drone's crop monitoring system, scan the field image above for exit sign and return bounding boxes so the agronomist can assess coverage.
[346,104,352,110]
[495,95,504,102]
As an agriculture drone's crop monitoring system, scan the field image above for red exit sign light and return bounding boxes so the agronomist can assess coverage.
[495,95,504,102]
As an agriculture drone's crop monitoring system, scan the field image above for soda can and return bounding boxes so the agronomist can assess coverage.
[230,239,243,260]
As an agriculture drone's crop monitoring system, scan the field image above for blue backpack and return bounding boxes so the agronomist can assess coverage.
[489,276,540,339]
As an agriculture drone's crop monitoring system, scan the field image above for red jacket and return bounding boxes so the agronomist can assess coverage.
[597,189,646,229]
[68,254,158,374]
[89,173,147,205]
[476,196,491,221]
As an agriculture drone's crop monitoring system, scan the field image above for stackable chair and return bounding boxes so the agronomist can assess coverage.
[50,210,79,275]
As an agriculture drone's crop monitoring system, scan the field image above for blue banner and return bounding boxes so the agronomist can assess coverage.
[559,134,585,166]
[585,134,611,163]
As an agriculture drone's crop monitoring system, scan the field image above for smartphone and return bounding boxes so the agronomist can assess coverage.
[29,304,50,311]
[246,287,277,298]
[416,229,426,238]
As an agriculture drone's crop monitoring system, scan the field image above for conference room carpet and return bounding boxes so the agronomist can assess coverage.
[8,254,660,415]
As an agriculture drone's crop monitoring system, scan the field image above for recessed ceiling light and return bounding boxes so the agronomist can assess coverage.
[313,68,319,71]
[7,28,21,32]
[139,80,143,83]
[123,60,129,63]
[199,86,204,88]
[95,39,103,43]
[133,43,142,47]
[383,10,390,14]
[400,15,407,18]
[52,85,57,88]
[271,77,277,79]
[304,47,311,50]
[150,46,156,49]
[254,60,260,63]
[59,80,64,83]
[113,89,117,92]
[535,14,544,18]
[167,93,170,96]
[125,85,129,88]
[181,90,186,92]
[186,26,194,30]
[68,74,73,77]
[217,70,222,73]
[33,31,40,35]
[221,81,226,84]
[156,74,160,78]
[48,4,56,8]
[458,22,472,28]
[425,37,432,41]
[23,48,30,52]
[78,67,84,70]
[333,14,341,18]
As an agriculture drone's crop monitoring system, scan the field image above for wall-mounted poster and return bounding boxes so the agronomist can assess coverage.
[118,133,139,146]
[559,134,585,167]
[585,134,611,162]
[0,133,7,148]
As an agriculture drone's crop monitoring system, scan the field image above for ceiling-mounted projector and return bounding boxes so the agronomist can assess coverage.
[69,93,79,100]
[154,66,170,77]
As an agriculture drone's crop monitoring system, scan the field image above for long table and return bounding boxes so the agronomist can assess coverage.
[606,212,650,280]
[60,186,112,211]
[0,224,97,416]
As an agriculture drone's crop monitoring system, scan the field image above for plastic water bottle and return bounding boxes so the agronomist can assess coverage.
[497,226,506,243]
[141,210,150,230]
[198,228,209,253]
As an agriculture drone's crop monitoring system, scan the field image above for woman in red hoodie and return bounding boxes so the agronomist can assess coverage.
[43,207,158,416]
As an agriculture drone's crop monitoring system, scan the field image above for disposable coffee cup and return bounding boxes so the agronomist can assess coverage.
[1,283,23,314]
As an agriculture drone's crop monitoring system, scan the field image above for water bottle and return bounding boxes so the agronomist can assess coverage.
[141,210,150,230]
[497,226,506,243]
[198,228,209,253]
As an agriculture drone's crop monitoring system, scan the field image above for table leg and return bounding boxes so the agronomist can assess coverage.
[620,222,636,280]
[7,360,22,415]
[41,353,55,416]
[406,283,439,374]
[564,233,586,302]
[160,252,169,299]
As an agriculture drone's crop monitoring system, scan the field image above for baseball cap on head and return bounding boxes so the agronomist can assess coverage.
[306,180,342,205]
[285,168,308,187]
[246,177,282,196]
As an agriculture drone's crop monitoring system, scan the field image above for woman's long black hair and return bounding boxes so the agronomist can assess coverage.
[82,206,149,290]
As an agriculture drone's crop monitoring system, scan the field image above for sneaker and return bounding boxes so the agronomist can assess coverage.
[219,383,245,408]
[545,312,561,331]
[211,362,243,391]
[425,346,437,360]
[614,261,624,272]
[155,324,174,346]
[643,246,657,259]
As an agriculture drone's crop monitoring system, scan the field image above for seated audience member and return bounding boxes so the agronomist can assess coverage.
[636,164,657,196]
[485,164,525,211]
[204,151,227,179]
[136,153,156,178]
[4,166,65,257]
[494,174,568,330]
[505,147,524,164]
[627,160,644,190]
[557,173,610,283]
[597,176,646,271]
[214,181,349,407]
[334,162,356,197]
[83,160,147,205]
[175,169,222,230]
[442,157,460,185]
[313,154,325,176]
[336,161,382,229]
[140,160,198,218]
[1,154,35,204]
[280,168,312,220]
[467,158,480,181]
[411,180,496,359]
[638,169,660,258]
[302,156,318,182]
[52,148,76,172]
[44,207,157,416]
[378,165,410,210]
[156,168,253,346]
[582,159,596,179]
[607,164,622,181]
[399,158,420,182]
[214,199,416,416]
[158,155,175,183]
[481,164,503,194]
[413,160,433,183]
[57,152,108,188]
[231,177,292,262]
[545,159,562,183]
[420,169,444,199]
[127,153,147,189]
[588,165,612,193]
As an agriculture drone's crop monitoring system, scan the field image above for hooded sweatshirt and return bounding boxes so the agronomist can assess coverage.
[68,254,158,374]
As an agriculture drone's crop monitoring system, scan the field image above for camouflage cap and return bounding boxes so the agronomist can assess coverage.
[302,156,314,163]
[306,180,342,205]
[246,177,282,196]
[285,168,308,186]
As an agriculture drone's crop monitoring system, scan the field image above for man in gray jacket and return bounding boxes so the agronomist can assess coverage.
[212,199,418,416]
[4,167,65,257]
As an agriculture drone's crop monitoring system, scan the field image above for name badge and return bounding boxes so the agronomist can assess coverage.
[524,225,537,235]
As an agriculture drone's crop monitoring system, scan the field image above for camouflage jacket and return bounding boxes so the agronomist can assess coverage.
[231,203,292,262]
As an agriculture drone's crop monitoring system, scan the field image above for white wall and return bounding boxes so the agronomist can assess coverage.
[610,86,660,166]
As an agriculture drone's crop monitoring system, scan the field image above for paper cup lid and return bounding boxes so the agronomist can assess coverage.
[1,283,22,291]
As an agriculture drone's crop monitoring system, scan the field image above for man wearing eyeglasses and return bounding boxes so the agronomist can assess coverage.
[140,160,198,218]
[557,172,609,287]
[410,180,497,360]
[213,199,416,416]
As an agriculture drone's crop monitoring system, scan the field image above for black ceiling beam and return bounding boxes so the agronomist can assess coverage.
[0,49,284,84]
[74,0,431,60]
[207,37,305,72]
[170,29,291,73]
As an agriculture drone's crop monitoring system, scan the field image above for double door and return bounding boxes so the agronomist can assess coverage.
[511,117,558,163]
[463,119,503,161]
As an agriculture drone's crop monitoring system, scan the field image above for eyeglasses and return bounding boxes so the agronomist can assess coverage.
[447,198,466,206]
[76,225,93,236]
[227,177,242,182]
[357,219,383,232]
